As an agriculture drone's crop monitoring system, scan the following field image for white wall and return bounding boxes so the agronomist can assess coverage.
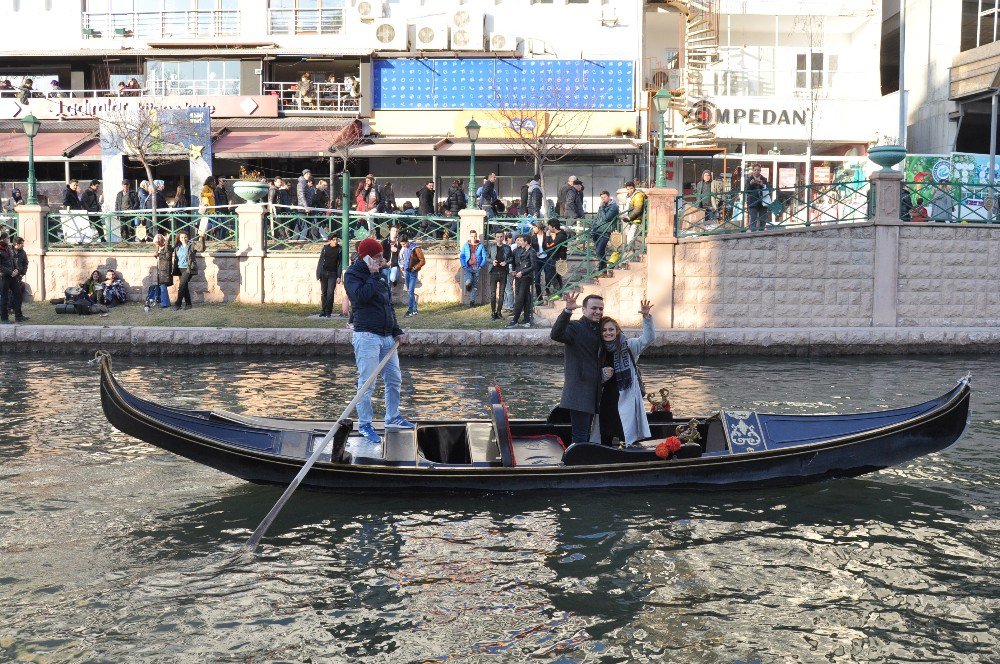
[900,0,960,153]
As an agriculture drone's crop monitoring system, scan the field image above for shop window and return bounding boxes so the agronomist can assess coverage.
[978,0,1000,47]
[145,60,241,96]
[268,0,345,35]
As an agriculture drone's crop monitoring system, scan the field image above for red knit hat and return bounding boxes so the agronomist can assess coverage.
[357,237,383,259]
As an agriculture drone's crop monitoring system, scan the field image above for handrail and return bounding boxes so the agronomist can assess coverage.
[82,10,240,38]
[44,207,238,252]
[262,81,360,114]
[901,180,999,224]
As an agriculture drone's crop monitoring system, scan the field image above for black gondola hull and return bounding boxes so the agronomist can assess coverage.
[99,356,971,492]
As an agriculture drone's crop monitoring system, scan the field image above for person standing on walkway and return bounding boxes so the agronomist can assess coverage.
[506,234,537,328]
[7,236,27,322]
[0,232,16,324]
[459,229,487,307]
[488,230,512,320]
[115,180,139,241]
[399,231,424,317]
[344,237,411,444]
[152,231,172,308]
[550,292,605,445]
[171,230,206,310]
[316,234,342,318]
[745,165,770,232]
[594,190,619,272]
[591,301,656,446]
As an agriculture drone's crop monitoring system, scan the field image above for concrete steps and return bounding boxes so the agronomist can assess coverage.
[532,257,647,326]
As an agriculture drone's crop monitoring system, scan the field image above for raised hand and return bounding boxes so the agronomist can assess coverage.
[564,290,580,311]
[639,299,654,317]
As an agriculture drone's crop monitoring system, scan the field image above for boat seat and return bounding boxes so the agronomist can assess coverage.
[467,422,501,465]
[488,385,504,406]
[491,404,565,467]
[383,429,417,463]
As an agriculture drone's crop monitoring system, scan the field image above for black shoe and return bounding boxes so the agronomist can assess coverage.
[469,301,476,308]
[505,320,519,328]
[184,304,193,310]
[174,305,182,310]
[14,315,27,322]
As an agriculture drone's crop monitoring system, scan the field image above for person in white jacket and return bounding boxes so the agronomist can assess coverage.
[590,299,655,446]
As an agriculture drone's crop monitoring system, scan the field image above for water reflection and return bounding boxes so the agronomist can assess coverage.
[0,353,997,662]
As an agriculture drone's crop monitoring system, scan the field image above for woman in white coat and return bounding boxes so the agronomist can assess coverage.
[590,300,655,446]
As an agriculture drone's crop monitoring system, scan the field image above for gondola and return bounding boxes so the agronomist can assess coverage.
[97,354,971,492]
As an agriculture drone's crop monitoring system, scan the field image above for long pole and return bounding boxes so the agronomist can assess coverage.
[991,93,998,185]
[898,0,907,148]
[655,111,666,188]
[467,141,476,209]
[27,134,37,205]
[340,169,350,269]
[245,341,401,553]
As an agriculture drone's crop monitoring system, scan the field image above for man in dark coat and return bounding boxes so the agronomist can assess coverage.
[550,292,605,444]
[506,234,537,328]
[344,236,410,444]
[80,179,104,241]
[0,232,15,323]
[316,234,342,318]
[416,181,436,216]
[114,180,139,241]
[62,179,84,210]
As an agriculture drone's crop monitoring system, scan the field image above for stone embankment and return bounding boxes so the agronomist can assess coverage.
[2,325,999,357]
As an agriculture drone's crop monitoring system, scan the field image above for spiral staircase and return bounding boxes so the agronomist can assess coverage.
[657,0,720,149]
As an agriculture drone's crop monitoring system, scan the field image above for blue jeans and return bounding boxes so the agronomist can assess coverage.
[463,266,480,304]
[594,234,610,269]
[158,284,170,307]
[352,331,402,426]
[404,269,418,313]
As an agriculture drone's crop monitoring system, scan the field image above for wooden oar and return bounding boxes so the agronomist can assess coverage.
[244,340,401,553]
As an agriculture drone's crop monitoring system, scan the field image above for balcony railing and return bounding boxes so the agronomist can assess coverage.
[262,82,360,115]
[82,11,240,39]
[267,8,345,35]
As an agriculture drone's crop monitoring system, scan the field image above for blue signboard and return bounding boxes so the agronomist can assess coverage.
[373,58,634,110]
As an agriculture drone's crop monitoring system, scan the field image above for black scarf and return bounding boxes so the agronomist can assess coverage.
[604,337,632,391]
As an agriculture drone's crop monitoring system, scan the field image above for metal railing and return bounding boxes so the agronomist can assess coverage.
[902,181,1000,224]
[82,10,240,38]
[675,181,871,237]
[0,211,17,239]
[267,8,345,35]
[44,207,238,252]
[262,82,360,115]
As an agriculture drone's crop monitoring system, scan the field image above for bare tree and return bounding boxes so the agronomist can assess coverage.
[98,107,201,226]
[317,119,366,206]
[488,81,595,206]
[792,14,829,186]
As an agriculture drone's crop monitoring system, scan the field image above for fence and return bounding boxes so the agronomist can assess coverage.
[902,181,1000,223]
[44,207,238,251]
[675,181,871,237]
[0,211,17,238]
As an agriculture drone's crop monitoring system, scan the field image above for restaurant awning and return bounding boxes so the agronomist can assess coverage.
[0,131,99,161]
[212,121,361,158]
[352,139,641,158]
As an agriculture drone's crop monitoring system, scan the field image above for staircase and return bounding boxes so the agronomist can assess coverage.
[659,0,719,149]
[531,256,648,328]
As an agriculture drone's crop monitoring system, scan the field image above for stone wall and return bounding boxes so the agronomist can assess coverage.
[672,226,875,328]
[897,225,1000,327]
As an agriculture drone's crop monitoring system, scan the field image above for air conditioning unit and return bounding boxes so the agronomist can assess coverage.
[413,22,448,50]
[372,19,407,50]
[449,9,484,51]
[527,38,547,55]
[355,0,385,22]
[488,33,517,52]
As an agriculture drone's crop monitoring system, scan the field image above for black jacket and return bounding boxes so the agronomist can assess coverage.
[62,187,83,210]
[344,258,403,338]
[0,243,13,277]
[115,190,139,211]
[312,187,330,210]
[316,243,343,279]
[170,235,206,276]
[12,247,27,277]
[563,187,584,218]
[81,188,101,213]
[550,310,603,414]
[416,186,436,215]
[446,187,466,215]
[511,245,537,278]
[215,184,230,207]
[545,230,569,261]
[479,179,497,206]
[490,242,513,273]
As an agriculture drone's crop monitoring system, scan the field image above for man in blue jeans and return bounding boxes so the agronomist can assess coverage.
[344,237,412,444]
[459,229,487,308]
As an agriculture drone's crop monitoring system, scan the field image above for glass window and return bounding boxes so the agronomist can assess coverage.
[267,0,343,35]
[146,59,241,96]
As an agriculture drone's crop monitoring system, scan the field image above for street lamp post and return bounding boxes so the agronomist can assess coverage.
[465,119,480,209]
[21,113,41,205]
[652,89,672,188]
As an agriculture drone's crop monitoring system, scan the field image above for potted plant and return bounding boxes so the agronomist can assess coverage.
[232,166,269,203]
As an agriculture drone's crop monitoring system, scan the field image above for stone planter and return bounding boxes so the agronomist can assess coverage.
[868,145,907,172]
[232,181,269,203]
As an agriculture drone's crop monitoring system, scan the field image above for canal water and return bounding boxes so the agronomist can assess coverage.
[1,353,997,662]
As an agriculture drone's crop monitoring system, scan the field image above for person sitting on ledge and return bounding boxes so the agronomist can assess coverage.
[100,269,128,307]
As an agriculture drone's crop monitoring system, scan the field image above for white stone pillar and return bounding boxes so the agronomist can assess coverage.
[870,171,902,327]
[644,188,678,329]
[457,208,487,304]
[236,203,266,304]
[14,204,47,301]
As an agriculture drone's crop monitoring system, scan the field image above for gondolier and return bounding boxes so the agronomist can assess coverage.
[550,292,605,444]
[344,237,411,444]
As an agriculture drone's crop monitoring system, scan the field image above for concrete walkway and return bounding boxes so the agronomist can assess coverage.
[2,324,1000,356]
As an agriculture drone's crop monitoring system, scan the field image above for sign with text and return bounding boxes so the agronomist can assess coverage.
[0,95,277,121]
